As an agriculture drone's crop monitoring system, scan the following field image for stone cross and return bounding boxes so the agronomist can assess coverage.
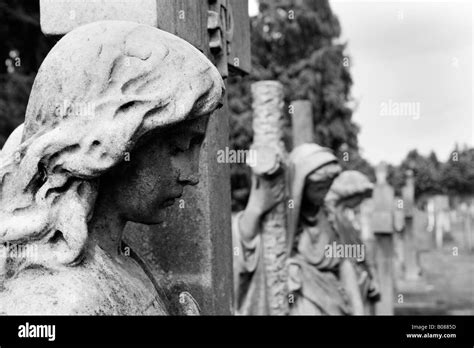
[40,0,250,315]
[371,162,396,315]
[291,100,314,148]
[250,81,289,315]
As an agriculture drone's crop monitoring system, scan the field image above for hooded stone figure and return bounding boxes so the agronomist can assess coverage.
[325,170,381,314]
[233,143,363,315]
[0,21,224,315]
[286,144,363,315]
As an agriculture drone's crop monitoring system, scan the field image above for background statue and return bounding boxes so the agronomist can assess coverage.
[286,144,363,315]
[233,143,364,315]
[325,170,380,314]
[0,20,224,315]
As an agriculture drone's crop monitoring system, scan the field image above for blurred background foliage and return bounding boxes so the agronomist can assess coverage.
[0,0,55,145]
[229,0,372,210]
[0,0,472,212]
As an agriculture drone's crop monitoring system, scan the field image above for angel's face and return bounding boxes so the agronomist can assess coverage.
[101,115,209,224]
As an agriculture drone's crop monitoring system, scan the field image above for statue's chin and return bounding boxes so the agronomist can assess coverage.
[0,245,167,315]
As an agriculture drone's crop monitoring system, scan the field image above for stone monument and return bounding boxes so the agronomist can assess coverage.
[371,162,396,315]
[401,169,421,280]
[39,0,251,315]
[0,21,224,315]
[249,81,289,315]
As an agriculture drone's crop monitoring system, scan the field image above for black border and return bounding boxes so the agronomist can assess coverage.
[0,315,472,346]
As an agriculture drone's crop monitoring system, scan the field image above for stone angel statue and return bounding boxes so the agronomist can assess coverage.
[0,20,224,315]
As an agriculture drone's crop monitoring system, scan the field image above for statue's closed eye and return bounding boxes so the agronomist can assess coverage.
[170,134,204,155]
[171,137,191,154]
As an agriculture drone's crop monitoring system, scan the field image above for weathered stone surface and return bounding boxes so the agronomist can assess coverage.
[118,0,249,315]
[125,98,234,315]
[37,0,248,316]
[40,0,251,75]
[0,20,224,315]
[40,0,159,35]
[250,81,289,315]
[227,0,251,74]
[291,100,314,148]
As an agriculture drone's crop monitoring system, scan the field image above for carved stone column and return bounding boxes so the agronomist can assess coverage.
[251,81,289,315]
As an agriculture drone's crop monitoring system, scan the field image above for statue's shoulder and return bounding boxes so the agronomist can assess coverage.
[0,246,167,315]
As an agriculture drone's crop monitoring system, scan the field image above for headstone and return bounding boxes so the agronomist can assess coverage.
[291,100,314,147]
[40,0,159,35]
[460,202,473,252]
[40,0,251,74]
[401,170,421,280]
[371,163,395,234]
[432,195,450,249]
[250,81,289,315]
[39,0,251,315]
[393,196,405,281]
[371,162,395,315]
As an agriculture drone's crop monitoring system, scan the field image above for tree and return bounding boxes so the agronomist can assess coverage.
[0,0,55,147]
[228,0,359,210]
[440,145,474,196]
[387,149,444,198]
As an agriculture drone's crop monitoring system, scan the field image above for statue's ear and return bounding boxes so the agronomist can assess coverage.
[2,123,24,155]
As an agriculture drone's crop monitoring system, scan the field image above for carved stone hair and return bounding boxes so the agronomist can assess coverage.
[0,21,224,274]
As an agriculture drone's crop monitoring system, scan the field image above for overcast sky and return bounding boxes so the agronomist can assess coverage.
[249,0,473,165]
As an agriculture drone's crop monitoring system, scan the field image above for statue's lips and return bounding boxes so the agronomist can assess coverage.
[161,191,183,207]
[162,198,177,207]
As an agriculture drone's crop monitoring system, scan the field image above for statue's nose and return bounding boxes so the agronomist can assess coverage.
[177,144,201,186]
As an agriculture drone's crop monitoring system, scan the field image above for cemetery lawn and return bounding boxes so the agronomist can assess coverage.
[395,246,474,315]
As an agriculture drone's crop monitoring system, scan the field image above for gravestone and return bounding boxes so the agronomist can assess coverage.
[291,100,314,148]
[40,0,251,315]
[371,162,395,315]
[401,170,421,280]
[393,196,405,281]
[432,195,450,249]
[250,81,289,315]
[40,0,251,75]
